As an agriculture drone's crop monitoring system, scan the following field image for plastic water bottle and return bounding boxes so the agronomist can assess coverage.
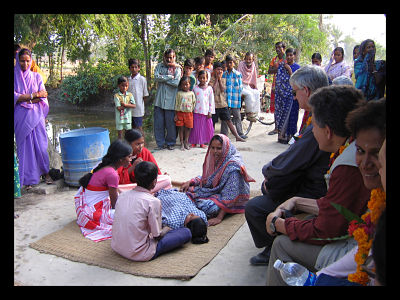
[273,259,317,286]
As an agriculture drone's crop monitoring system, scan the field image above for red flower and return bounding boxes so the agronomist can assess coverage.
[348,220,359,236]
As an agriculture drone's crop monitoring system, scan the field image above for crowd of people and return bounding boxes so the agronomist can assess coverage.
[14,37,386,286]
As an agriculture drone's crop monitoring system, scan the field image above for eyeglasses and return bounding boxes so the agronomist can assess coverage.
[292,87,304,97]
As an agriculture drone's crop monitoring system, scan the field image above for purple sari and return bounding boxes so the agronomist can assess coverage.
[14,52,49,186]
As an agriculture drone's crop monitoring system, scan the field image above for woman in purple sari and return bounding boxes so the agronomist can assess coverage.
[14,48,52,190]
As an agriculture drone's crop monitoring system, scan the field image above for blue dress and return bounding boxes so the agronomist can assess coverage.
[275,62,301,139]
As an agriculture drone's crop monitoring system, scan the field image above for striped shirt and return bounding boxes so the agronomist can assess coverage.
[223,69,243,108]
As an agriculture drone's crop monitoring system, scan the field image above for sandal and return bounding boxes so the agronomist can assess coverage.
[44,175,54,185]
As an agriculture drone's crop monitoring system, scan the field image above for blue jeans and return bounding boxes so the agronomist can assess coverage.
[153,106,177,147]
[152,228,192,260]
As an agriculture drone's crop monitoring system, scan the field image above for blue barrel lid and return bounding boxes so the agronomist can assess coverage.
[60,127,109,139]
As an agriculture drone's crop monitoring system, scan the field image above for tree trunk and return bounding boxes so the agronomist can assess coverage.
[141,14,152,91]
[60,45,65,82]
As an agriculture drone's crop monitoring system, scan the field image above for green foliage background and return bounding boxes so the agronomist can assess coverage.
[14,14,385,106]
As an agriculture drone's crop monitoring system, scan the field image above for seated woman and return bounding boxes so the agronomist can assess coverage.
[117,129,171,193]
[74,139,132,242]
[156,188,209,244]
[180,134,255,226]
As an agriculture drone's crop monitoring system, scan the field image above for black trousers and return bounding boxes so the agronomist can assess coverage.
[245,191,283,249]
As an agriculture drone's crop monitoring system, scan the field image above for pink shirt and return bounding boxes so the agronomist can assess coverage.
[111,186,162,261]
[89,167,119,189]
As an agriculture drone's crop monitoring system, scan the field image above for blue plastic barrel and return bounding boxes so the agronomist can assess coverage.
[59,127,110,187]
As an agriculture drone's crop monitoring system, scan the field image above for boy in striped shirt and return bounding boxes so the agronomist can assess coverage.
[222,55,245,138]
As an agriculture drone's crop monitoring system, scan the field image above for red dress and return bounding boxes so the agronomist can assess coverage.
[117,147,162,184]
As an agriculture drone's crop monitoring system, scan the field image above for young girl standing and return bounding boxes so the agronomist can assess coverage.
[114,76,136,139]
[189,70,215,148]
[174,76,196,150]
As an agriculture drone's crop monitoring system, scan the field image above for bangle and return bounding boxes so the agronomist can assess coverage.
[30,93,33,100]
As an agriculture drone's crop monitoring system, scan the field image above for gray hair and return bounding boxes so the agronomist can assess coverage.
[332,75,353,86]
[289,65,329,93]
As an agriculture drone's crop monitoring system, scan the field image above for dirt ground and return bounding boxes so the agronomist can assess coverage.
[14,110,304,286]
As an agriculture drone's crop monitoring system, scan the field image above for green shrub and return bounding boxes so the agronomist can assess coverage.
[60,61,129,104]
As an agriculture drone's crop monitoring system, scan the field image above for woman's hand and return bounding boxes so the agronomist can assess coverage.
[179,180,191,192]
[36,90,48,98]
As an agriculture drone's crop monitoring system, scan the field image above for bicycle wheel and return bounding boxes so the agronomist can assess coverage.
[257,116,275,126]
[241,119,254,136]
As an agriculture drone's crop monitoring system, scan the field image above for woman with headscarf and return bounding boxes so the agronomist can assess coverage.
[14,48,52,190]
[354,39,386,101]
[180,134,255,225]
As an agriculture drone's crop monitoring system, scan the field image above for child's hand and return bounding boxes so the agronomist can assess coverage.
[207,112,212,119]
[174,115,178,122]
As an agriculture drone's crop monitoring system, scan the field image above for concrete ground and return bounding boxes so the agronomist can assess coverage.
[14,112,301,286]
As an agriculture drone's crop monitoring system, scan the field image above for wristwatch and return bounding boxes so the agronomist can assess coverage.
[269,216,279,234]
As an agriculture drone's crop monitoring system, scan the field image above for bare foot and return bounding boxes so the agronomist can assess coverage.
[236,136,246,142]
[180,144,185,151]
[208,217,222,226]
[184,142,191,150]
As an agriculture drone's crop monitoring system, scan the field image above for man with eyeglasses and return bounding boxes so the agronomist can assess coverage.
[245,65,331,266]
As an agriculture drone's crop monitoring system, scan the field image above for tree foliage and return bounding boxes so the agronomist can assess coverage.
[16,14,373,105]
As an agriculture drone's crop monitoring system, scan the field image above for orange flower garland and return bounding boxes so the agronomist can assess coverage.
[347,188,386,286]
[327,138,352,174]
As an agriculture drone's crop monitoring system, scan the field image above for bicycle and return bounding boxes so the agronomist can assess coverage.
[240,81,275,136]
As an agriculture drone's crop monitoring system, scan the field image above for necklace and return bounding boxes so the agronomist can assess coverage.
[347,187,386,285]
[326,137,353,174]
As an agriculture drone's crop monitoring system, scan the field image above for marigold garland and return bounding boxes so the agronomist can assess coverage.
[327,138,352,174]
[347,188,386,286]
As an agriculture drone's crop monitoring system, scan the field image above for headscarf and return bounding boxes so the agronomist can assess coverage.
[201,134,255,187]
[238,60,258,88]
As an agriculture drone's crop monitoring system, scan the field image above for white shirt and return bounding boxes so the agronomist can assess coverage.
[192,85,215,115]
[128,73,149,117]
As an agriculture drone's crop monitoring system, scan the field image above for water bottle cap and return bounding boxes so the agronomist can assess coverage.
[273,259,283,270]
